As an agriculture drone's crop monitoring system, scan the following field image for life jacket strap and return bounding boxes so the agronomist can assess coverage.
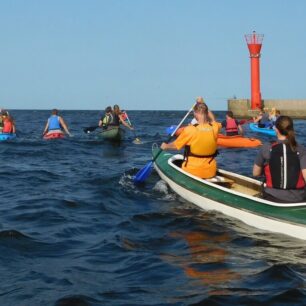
[183,145,219,166]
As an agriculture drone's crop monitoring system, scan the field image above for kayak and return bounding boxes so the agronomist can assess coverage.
[97,126,124,141]
[43,132,65,139]
[166,126,262,148]
[0,133,16,141]
[217,134,262,148]
[249,123,276,136]
[153,147,306,240]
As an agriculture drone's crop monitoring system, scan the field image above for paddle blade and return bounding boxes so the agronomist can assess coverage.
[166,125,177,135]
[133,161,153,183]
[133,137,142,144]
[83,126,99,133]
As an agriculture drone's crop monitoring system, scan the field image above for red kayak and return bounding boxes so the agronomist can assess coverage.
[43,132,65,140]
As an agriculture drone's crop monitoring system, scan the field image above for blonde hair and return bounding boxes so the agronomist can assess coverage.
[193,102,210,122]
[270,107,276,116]
[195,96,204,104]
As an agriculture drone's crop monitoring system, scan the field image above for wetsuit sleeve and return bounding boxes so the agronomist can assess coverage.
[298,145,306,170]
[254,143,270,167]
[173,126,195,150]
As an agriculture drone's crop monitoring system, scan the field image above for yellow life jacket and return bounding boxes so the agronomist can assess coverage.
[188,123,218,155]
[182,123,218,165]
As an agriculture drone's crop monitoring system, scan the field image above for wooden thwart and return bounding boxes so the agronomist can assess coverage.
[205,175,235,187]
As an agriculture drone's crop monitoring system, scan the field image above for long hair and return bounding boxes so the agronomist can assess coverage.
[113,104,121,115]
[193,102,210,123]
[275,115,297,151]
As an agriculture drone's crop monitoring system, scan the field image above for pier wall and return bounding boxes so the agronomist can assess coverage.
[228,99,306,119]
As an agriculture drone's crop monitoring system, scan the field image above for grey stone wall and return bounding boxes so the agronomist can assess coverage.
[228,99,306,118]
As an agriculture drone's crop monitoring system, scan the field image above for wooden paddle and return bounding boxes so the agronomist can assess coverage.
[83,125,100,133]
[133,103,196,184]
[123,112,142,144]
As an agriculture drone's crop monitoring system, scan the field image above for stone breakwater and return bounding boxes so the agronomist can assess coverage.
[228,99,306,118]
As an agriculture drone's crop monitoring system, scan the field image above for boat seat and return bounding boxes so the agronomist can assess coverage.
[205,176,235,188]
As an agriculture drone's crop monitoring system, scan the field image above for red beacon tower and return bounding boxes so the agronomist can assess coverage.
[245,31,264,109]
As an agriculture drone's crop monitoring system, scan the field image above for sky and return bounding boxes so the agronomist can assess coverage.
[0,0,306,110]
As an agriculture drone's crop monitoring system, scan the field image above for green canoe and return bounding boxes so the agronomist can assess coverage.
[97,126,124,141]
[153,147,306,240]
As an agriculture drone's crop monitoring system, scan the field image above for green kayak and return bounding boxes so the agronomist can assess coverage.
[97,126,124,141]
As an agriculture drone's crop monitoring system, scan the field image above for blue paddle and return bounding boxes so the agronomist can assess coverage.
[166,125,177,135]
[133,103,196,184]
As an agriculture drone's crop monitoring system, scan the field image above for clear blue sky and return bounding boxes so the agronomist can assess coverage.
[0,0,305,110]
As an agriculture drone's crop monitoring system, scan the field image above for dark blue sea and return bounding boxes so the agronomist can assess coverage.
[1,110,306,306]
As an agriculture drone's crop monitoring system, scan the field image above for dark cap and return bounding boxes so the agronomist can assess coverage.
[105,106,112,113]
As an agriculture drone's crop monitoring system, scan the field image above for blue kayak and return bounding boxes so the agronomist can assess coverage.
[0,133,16,141]
[249,123,276,136]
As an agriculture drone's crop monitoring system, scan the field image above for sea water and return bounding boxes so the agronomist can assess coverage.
[0,110,305,306]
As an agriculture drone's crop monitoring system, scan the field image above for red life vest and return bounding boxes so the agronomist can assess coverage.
[264,143,305,189]
[2,118,13,133]
[225,118,238,134]
[121,111,128,121]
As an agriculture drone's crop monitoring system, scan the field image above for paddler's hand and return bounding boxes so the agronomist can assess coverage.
[161,142,177,150]
[161,142,168,150]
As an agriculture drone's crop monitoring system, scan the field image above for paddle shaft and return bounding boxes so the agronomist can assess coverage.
[124,112,140,139]
[133,102,196,184]
[152,102,197,162]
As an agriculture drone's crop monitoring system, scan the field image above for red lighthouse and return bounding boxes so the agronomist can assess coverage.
[245,31,264,109]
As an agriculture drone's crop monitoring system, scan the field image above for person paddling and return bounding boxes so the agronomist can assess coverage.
[43,109,71,137]
[161,102,220,179]
[190,96,215,125]
[2,110,16,134]
[253,115,306,203]
[253,107,272,128]
[113,104,134,130]
[98,106,114,129]
[221,111,243,136]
